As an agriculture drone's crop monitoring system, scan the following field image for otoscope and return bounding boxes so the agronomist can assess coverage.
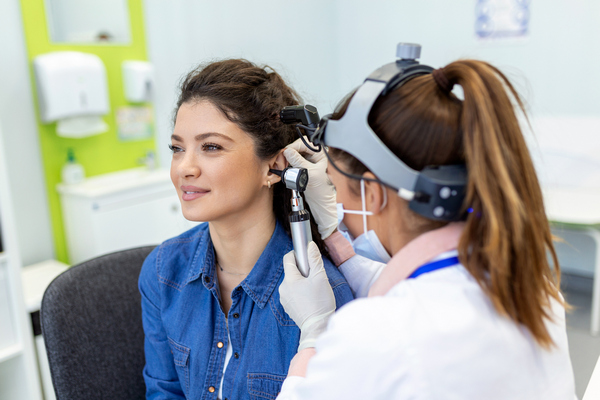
[270,167,312,277]
[271,104,321,277]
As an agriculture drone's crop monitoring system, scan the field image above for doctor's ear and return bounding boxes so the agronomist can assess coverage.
[362,172,386,215]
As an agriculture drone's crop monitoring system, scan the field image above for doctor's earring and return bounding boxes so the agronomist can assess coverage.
[267,181,271,189]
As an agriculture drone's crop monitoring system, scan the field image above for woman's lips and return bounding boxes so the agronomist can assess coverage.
[180,186,209,201]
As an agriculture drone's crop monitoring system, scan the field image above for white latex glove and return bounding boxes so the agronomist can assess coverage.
[284,139,338,240]
[279,241,336,351]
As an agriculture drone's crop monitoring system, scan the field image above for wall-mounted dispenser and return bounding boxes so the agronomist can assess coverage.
[122,61,154,103]
[33,51,110,138]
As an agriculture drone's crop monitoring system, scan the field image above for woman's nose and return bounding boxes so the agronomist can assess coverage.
[178,152,200,178]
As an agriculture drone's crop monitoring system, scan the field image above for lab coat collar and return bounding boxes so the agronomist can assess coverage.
[368,222,465,297]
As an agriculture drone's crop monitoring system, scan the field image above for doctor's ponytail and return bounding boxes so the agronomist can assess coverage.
[442,61,563,349]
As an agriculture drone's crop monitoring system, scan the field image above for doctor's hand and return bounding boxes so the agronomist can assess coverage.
[284,139,338,240]
[280,241,335,351]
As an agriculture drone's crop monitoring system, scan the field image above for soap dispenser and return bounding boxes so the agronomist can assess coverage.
[122,61,154,103]
[61,148,85,184]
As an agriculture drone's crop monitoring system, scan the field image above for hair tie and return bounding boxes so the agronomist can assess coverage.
[432,68,453,94]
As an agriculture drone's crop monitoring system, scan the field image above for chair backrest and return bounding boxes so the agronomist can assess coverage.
[41,246,155,400]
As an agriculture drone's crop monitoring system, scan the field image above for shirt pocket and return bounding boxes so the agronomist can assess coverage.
[247,373,286,400]
[168,337,190,395]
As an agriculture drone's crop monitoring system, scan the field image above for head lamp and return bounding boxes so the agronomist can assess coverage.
[311,43,468,222]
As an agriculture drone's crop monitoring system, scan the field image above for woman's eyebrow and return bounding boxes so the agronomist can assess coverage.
[170,132,234,142]
[195,132,234,142]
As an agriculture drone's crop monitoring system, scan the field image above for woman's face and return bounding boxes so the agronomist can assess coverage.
[326,158,366,239]
[170,100,271,223]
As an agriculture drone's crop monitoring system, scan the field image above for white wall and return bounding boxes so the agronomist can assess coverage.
[334,0,600,118]
[146,0,600,170]
[0,0,55,266]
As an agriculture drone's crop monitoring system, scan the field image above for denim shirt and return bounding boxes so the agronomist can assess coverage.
[139,220,354,400]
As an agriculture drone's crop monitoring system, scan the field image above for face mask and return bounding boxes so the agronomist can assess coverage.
[353,230,391,263]
[336,180,391,263]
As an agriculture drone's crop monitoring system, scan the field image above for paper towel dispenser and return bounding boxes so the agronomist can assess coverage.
[33,51,110,138]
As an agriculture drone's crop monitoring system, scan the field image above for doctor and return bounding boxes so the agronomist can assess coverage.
[276,43,576,399]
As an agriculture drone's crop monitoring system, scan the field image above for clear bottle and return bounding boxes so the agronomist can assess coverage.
[61,148,85,184]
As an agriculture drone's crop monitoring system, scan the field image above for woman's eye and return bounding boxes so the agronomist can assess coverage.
[168,144,183,154]
[202,142,222,152]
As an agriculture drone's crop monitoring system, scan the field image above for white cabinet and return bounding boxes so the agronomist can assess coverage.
[0,125,43,400]
[58,167,196,265]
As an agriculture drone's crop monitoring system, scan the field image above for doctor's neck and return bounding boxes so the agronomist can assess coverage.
[376,193,446,256]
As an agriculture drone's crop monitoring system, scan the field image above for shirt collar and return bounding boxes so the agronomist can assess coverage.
[192,220,292,309]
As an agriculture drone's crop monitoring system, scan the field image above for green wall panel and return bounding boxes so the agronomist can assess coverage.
[20,0,156,263]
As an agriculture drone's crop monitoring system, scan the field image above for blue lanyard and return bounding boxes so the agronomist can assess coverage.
[407,256,460,279]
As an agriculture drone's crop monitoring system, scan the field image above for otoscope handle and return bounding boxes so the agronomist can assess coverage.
[290,210,312,277]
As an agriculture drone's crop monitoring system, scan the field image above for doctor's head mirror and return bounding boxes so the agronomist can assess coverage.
[44,0,132,44]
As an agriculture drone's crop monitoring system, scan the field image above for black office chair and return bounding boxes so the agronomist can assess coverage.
[41,246,155,400]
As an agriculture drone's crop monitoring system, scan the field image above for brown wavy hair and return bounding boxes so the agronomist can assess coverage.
[175,59,328,256]
[330,59,563,348]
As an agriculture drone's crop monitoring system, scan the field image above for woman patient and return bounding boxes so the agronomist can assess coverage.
[139,59,354,399]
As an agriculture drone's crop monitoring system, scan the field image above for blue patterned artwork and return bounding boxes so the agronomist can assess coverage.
[476,0,530,39]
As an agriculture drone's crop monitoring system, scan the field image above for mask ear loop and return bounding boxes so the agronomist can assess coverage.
[338,180,374,238]
[360,179,369,236]
[358,181,387,236]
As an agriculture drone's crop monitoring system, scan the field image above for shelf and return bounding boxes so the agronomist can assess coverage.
[56,167,171,198]
[0,343,23,363]
[21,260,69,312]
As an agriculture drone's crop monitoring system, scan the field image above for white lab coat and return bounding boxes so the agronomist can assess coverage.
[278,251,577,400]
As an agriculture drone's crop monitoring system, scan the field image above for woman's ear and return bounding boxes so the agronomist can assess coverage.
[362,172,385,215]
[266,150,288,185]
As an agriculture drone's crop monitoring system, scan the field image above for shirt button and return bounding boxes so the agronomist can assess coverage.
[217,342,224,348]
[233,313,240,319]
[234,352,239,359]
[208,386,215,393]
[204,276,210,283]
